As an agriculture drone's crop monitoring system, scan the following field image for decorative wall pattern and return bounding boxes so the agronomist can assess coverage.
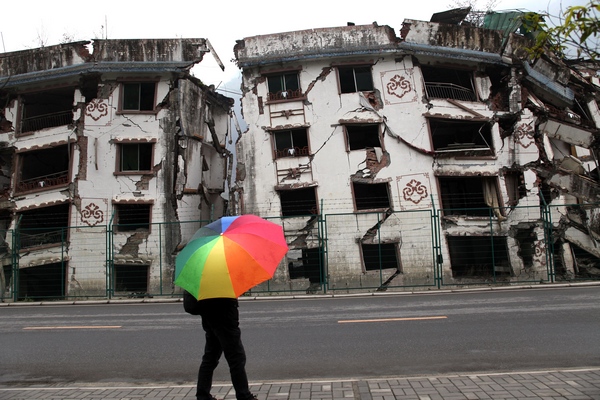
[85,99,112,126]
[381,69,417,105]
[79,199,108,227]
[397,173,432,210]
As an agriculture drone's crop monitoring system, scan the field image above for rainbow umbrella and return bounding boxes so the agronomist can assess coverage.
[175,214,288,300]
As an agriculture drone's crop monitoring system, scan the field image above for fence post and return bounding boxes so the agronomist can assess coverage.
[539,196,555,283]
[106,212,115,299]
[431,196,443,289]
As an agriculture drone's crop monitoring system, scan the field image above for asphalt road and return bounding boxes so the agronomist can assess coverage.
[1,285,599,385]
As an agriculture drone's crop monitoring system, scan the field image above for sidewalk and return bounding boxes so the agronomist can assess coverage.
[1,368,599,400]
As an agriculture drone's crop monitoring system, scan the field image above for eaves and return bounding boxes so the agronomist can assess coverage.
[0,61,196,89]
[236,46,399,68]
[398,42,505,65]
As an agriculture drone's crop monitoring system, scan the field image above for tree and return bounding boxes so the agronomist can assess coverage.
[523,1,600,61]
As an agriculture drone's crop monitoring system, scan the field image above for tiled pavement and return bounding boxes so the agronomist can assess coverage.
[1,368,599,400]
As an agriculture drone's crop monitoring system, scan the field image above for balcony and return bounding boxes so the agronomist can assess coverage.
[267,89,303,102]
[425,82,477,102]
[19,110,73,134]
[16,170,69,193]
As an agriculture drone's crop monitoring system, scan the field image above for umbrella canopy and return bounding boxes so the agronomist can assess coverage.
[175,214,288,300]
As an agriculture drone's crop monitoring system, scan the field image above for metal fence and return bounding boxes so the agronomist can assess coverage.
[1,203,599,302]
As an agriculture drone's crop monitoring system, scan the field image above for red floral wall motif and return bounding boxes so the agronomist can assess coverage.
[80,203,105,227]
[514,122,535,148]
[386,74,412,100]
[402,178,428,204]
[85,99,109,122]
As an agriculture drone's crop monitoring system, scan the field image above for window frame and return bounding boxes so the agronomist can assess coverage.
[117,80,158,114]
[265,70,303,102]
[113,202,153,233]
[344,123,382,151]
[352,181,392,211]
[278,186,318,217]
[428,117,494,157]
[360,242,401,272]
[272,128,310,159]
[114,139,156,175]
[337,64,374,94]
[437,176,503,218]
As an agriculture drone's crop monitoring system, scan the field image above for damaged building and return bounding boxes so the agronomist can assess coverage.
[0,39,233,300]
[233,9,600,293]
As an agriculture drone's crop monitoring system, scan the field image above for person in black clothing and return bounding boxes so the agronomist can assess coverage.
[184,292,257,400]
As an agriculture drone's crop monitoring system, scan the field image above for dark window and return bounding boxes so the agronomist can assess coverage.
[279,187,318,217]
[361,243,400,271]
[346,124,381,150]
[504,170,526,206]
[273,129,309,158]
[119,143,153,172]
[514,227,537,268]
[17,262,67,300]
[339,66,374,93]
[438,176,500,217]
[267,72,302,101]
[16,145,70,193]
[113,264,149,293]
[19,88,74,133]
[115,204,151,232]
[18,203,69,250]
[287,247,324,283]
[429,118,493,155]
[421,66,476,101]
[122,82,156,111]
[353,182,390,210]
[447,236,510,277]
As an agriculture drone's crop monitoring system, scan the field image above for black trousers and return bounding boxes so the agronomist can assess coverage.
[195,298,253,400]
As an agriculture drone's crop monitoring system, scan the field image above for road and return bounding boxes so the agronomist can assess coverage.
[1,286,599,385]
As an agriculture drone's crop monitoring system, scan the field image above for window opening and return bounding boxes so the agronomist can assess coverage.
[504,170,526,206]
[115,203,151,232]
[447,236,510,277]
[122,82,156,111]
[19,87,74,133]
[273,128,309,158]
[119,143,153,172]
[113,264,149,293]
[267,72,302,101]
[438,176,502,217]
[514,227,537,268]
[279,187,318,217]
[16,145,70,193]
[18,203,69,250]
[421,66,476,101]
[361,243,400,271]
[287,247,324,283]
[429,118,493,154]
[346,124,381,150]
[17,262,66,300]
[353,182,390,210]
[339,66,374,93]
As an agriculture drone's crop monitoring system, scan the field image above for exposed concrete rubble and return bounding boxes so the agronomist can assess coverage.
[234,8,600,292]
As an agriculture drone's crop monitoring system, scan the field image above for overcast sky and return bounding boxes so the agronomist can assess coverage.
[2,0,585,95]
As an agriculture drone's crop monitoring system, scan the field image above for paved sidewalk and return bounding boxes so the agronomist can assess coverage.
[1,368,599,400]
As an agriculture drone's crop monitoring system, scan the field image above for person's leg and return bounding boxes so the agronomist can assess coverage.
[196,319,223,400]
[213,303,254,400]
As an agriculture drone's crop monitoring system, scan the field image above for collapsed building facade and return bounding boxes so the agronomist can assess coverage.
[233,9,600,292]
[0,39,233,300]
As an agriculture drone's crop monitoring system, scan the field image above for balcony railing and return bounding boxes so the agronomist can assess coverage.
[20,110,73,134]
[275,146,310,159]
[267,89,303,102]
[425,82,477,102]
[16,170,69,193]
[20,229,65,249]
